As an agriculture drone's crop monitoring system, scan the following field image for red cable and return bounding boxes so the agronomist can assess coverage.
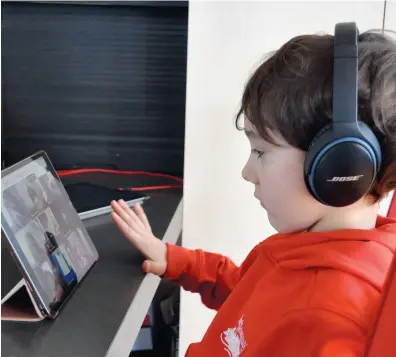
[57,168,183,182]
[57,168,183,192]
[118,185,183,192]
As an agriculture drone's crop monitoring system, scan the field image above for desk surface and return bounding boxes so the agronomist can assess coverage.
[1,174,183,357]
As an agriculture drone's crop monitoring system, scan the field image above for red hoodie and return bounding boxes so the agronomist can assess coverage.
[164,216,396,357]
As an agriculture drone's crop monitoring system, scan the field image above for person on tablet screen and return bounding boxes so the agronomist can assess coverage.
[44,231,78,295]
[40,260,66,310]
[24,231,46,267]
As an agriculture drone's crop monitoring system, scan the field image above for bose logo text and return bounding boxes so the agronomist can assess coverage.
[327,175,363,182]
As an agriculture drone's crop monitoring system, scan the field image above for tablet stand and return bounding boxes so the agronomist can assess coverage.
[1,278,45,322]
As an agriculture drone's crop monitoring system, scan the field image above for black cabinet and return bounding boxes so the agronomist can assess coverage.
[2,1,188,176]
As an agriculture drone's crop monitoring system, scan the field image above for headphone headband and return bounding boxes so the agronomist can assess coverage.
[333,22,359,128]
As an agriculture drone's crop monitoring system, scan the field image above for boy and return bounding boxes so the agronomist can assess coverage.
[111,27,396,357]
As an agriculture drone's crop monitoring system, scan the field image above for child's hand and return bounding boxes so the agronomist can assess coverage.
[110,200,167,276]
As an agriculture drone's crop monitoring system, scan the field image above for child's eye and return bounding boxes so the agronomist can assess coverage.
[251,149,264,158]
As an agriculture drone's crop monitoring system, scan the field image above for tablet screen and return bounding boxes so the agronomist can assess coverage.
[1,152,99,316]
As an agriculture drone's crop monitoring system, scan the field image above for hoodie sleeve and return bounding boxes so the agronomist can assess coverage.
[163,243,240,310]
[163,242,263,310]
[256,309,366,357]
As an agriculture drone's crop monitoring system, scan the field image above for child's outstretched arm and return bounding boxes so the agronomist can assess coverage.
[110,199,242,310]
[163,243,241,310]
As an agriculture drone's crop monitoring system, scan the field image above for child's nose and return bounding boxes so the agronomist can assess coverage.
[242,164,257,184]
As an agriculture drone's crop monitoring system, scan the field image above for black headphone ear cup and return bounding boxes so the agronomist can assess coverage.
[357,120,382,172]
[307,124,332,151]
[304,123,334,200]
[304,121,379,207]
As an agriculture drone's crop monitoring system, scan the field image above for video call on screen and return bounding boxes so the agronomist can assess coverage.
[2,158,97,309]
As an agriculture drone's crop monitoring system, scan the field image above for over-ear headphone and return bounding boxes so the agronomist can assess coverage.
[304,22,382,207]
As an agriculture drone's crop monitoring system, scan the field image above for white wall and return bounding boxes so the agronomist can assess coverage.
[384,1,396,35]
[181,2,385,356]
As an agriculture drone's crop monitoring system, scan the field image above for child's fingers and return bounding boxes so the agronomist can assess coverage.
[111,200,137,228]
[118,199,137,218]
[134,203,152,232]
[110,212,140,244]
[118,200,145,230]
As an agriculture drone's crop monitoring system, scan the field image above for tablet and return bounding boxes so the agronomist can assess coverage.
[1,151,99,318]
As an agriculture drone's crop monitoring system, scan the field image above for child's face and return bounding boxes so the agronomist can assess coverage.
[242,119,327,233]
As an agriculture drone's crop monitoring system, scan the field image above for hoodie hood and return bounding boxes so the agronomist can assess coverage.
[263,215,396,292]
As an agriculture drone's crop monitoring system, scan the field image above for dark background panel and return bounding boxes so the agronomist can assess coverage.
[1,1,188,176]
